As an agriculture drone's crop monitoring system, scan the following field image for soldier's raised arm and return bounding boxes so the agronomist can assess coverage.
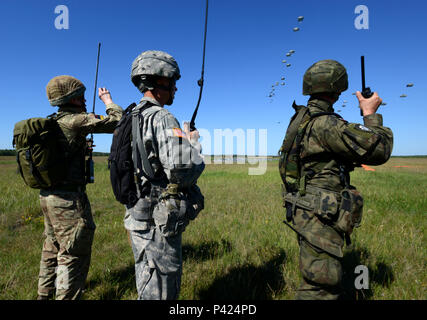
[314,93,393,166]
[74,87,123,136]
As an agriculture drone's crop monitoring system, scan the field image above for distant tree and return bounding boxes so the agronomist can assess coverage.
[0,149,17,156]
[93,152,110,156]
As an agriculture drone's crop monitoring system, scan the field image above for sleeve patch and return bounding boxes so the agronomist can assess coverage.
[172,128,186,138]
[94,115,105,120]
[356,124,372,132]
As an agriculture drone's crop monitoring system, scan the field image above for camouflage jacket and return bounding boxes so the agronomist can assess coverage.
[55,103,123,186]
[301,98,393,192]
[124,97,205,231]
[136,97,205,189]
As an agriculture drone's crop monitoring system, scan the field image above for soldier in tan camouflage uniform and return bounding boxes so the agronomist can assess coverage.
[37,75,123,300]
[279,60,393,299]
[124,50,205,300]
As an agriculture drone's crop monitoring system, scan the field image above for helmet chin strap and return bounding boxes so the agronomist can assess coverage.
[154,79,176,104]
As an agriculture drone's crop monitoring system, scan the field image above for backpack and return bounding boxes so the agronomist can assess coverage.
[278,101,340,195]
[13,113,68,189]
[108,101,162,207]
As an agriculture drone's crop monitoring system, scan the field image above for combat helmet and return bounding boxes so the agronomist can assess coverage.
[46,75,86,106]
[303,60,348,95]
[131,50,181,93]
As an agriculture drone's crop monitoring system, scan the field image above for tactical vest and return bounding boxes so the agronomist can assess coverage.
[279,101,341,196]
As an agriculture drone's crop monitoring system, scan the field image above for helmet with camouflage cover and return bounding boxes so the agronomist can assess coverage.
[302,60,348,95]
[131,50,181,93]
[46,75,86,106]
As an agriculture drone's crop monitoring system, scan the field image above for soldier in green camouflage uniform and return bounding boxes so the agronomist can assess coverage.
[125,50,205,300]
[38,76,123,300]
[279,60,393,299]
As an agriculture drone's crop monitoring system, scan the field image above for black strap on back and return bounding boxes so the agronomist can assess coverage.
[131,102,167,198]
[132,102,156,181]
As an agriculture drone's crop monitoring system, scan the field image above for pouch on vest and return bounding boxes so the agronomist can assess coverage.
[13,114,68,189]
[316,189,340,222]
[130,197,153,222]
[152,192,189,238]
[335,188,363,235]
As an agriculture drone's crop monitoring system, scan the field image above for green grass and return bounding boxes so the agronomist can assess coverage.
[0,156,426,300]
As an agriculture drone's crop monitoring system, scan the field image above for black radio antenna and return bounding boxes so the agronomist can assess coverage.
[190,0,209,131]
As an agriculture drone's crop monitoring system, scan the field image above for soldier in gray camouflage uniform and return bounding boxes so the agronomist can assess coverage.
[279,60,393,299]
[38,76,123,300]
[124,50,205,300]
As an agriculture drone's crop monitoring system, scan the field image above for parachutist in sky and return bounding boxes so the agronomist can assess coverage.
[297,16,304,22]
[293,27,300,32]
[286,64,291,67]
[406,83,414,87]
[400,94,407,98]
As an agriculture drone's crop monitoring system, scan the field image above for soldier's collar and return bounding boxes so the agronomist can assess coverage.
[307,98,334,112]
[140,96,163,107]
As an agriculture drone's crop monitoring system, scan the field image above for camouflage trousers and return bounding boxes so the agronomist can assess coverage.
[288,205,345,300]
[296,236,343,300]
[129,227,182,300]
[38,189,95,300]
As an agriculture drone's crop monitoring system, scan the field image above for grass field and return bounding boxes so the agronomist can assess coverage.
[0,156,426,300]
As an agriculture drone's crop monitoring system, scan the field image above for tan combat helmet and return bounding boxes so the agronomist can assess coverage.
[303,60,348,95]
[46,75,86,106]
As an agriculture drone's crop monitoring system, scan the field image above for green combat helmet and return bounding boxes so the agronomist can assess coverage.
[131,50,181,93]
[46,75,86,106]
[302,60,348,95]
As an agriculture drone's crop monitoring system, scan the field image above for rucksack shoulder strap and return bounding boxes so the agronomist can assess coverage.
[280,106,309,155]
[131,100,163,184]
[47,112,75,125]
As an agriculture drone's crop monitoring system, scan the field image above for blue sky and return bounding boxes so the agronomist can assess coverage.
[1,0,426,155]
